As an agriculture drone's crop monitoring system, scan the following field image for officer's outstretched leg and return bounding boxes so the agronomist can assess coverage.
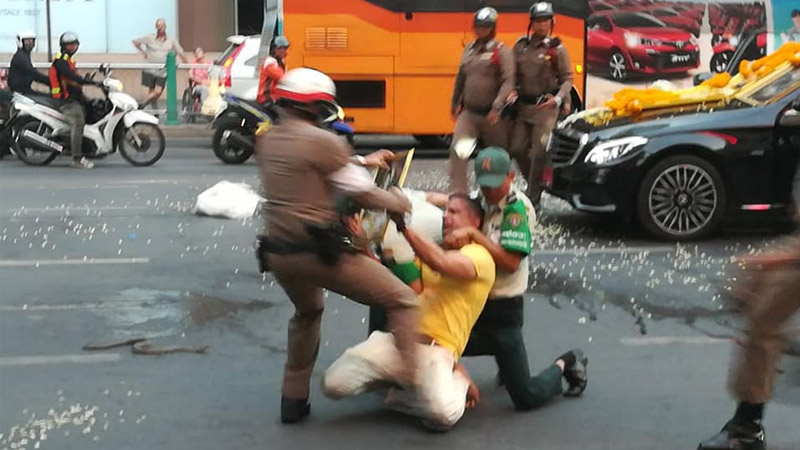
[525,108,558,205]
[449,111,481,194]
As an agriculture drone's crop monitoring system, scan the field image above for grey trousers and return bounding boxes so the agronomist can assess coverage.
[60,100,85,160]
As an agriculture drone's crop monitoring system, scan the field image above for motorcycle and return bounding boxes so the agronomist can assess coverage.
[9,64,165,166]
[211,93,355,164]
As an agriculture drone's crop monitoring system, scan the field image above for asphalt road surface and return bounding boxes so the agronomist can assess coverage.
[1,138,798,450]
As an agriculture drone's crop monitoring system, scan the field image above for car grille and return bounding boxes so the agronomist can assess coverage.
[548,129,587,166]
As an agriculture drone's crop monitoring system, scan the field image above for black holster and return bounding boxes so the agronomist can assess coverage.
[255,235,271,273]
[306,223,356,266]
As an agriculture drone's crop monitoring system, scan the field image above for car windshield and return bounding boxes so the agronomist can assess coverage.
[612,12,667,28]
[740,68,800,105]
[214,43,241,65]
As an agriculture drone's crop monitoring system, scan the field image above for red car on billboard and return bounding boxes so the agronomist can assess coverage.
[587,11,700,80]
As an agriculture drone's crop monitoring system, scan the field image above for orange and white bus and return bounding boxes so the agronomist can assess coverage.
[279,0,588,144]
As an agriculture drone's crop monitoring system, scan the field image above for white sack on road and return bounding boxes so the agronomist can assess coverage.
[194,181,265,219]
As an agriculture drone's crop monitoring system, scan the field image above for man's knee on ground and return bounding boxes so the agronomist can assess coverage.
[423,398,464,431]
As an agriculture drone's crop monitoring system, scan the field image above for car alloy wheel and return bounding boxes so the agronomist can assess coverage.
[609,52,627,81]
[648,164,717,237]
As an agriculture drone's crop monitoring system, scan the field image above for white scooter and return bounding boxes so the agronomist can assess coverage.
[10,64,165,166]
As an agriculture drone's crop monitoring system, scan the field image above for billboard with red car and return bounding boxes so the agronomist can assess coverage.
[585,0,781,108]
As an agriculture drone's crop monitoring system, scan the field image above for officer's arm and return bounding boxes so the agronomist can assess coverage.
[401,228,477,280]
[321,138,410,214]
[450,50,468,114]
[468,230,525,273]
[554,45,574,107]
[53,59,92,85]
[492,45,516,112]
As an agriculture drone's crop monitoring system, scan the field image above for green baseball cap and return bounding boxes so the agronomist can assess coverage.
[474,147,512,188]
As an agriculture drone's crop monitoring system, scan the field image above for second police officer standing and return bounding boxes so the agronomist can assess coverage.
[509,2,573,209]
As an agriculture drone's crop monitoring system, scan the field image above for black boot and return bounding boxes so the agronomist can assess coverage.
[698,420,765,450]
[557,349,588,397]
[280,397,310,424]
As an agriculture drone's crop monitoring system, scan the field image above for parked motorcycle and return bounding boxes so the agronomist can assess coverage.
[10,64,165,166]
[211,93,355,164]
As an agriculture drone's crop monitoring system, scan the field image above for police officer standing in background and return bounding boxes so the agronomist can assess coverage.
[256,68,419,424]
[449,7,515,194]
[510,2,573,209]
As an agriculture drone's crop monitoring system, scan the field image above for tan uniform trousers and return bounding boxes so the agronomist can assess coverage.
[509,105,559,203]
[269,252,420,400]
[729,235,800,403]
[449,110,509,194]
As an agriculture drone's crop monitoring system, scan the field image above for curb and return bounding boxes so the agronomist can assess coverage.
[162,125,215,139]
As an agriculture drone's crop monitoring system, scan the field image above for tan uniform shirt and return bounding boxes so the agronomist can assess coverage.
[257,117,351,242]
[512,35,572,105]
[451,39,515,114]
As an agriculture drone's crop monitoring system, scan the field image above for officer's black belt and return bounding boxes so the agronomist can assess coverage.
[465,105,492,116]
[262,237,316,255]
[518,94,548,105]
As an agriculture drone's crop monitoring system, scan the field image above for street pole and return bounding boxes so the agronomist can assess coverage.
[166,52,179,125]
[46,0,53,60]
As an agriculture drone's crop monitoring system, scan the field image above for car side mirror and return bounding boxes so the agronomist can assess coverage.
[693,72,714,86]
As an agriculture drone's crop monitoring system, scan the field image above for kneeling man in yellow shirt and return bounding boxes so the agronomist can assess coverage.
[322,194,494,430]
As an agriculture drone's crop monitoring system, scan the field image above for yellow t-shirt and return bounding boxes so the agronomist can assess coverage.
[418,243,496,359]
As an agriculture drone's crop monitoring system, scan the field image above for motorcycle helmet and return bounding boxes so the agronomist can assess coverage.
[473,7,498,28]
[530,2,554,20]
[273,35,290,49]
[16,29,36,50]
[274,67,339,119]
[59,32,80,54]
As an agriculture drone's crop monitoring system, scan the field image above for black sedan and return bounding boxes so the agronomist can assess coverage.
[544,65,800,240]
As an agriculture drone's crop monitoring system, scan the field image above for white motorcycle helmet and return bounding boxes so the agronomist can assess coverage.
[274,67,339,117]
[16,29,36,49]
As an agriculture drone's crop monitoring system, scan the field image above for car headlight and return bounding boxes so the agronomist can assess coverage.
[624,32,641,48]
[584,136,648,165]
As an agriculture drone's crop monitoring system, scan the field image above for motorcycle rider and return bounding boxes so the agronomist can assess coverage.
[255,67,419,424]
[256,36,289,106]
[49,32,99,169]
[9,30,50,96]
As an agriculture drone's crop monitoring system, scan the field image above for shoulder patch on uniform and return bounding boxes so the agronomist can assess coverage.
[549,37,562,48]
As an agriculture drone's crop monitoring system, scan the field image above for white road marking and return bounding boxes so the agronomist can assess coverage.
[534,246,675,256]
[9,206,150,213]
[0,257,150,267]
[620,336,730,346]
[0,354,121,366]
[0,302,147,312]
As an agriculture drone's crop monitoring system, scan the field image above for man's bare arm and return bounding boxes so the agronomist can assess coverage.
[401,228,476,280]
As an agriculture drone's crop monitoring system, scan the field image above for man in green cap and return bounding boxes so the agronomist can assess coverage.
[445,146,589,411]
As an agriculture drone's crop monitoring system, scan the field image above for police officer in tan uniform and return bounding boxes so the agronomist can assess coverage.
[449,7,515,194]
[256,68,419,424]
[698,157,800,449]
[509,2,573,208]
